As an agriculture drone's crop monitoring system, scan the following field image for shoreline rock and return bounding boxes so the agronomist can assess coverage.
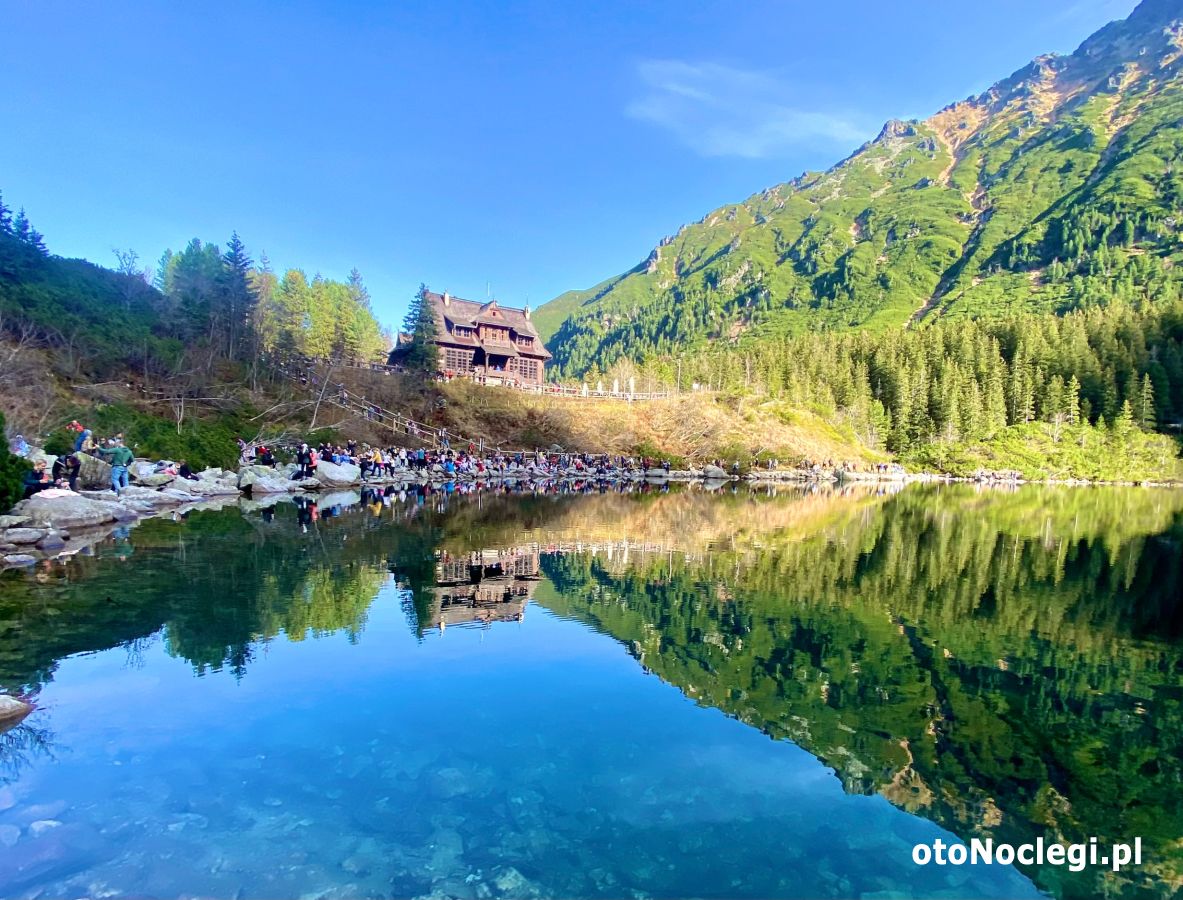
[0,695,32,722]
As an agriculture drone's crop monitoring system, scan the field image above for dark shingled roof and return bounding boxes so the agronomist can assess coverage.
[429,291,551,359]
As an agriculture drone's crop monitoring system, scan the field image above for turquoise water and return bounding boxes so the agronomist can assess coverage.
[0,485,1180,899]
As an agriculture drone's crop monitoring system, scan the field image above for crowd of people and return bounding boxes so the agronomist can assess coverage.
[241,436,680,483]
[12,421,202,499]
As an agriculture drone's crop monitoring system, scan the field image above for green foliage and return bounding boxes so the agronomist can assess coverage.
[399,283,440,375]
[85,403,257,469]
[904,421,1179,481]
[631,440,684,467]
[255,266,386,362]
[539,484,1183,899]
[41,428,75,458]
[571,299,1183,477]
[0,412,30,513]
[539,3,1183,388]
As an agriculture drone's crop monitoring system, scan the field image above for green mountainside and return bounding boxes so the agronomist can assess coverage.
[541,0,1183,375]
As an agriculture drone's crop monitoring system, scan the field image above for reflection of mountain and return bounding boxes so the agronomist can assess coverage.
[536,486,1183,900]
[2,484,1181,897]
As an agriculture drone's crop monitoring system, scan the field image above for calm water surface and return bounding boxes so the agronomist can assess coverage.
[0,484,1180,900]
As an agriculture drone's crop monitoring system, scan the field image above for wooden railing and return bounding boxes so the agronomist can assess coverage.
[302,357,675,401]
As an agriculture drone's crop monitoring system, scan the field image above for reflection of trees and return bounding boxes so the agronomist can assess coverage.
[0,501,434,688]
[538,486,1183,900]
[2,483,1181,896]
[0,716,54,786]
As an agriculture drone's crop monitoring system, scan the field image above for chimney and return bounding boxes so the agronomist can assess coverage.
[442,291,450,307]
[523,303,531,319]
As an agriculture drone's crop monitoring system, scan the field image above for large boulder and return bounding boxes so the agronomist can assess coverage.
[170,477,239,496]
[313,461,361,488]
[130,460,157,481]
[239,469,300,494]
[134,473,175,488]
[76,453,113,490]
[703,464,730,480]
[0,695,32,721]
[11,491,121,529]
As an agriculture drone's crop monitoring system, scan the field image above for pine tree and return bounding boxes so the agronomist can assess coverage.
[1113,399,1136,437]
[1065,375,1082,425]
[1137,373,1156,431]
[0,192,12,234]
[221,232,255,359]
[401,283,440,375]
[12,208,31,243]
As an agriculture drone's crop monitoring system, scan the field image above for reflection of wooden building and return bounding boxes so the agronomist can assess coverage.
[395,291,551,387]
[427,546,540,629]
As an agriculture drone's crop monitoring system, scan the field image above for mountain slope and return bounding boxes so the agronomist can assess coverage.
[541,0,1183,375]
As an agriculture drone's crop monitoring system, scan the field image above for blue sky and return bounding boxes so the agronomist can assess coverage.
[1,0,1138,327]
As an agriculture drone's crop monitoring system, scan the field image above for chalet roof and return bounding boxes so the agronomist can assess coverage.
[428,291,539,338]
[429,290,551,359]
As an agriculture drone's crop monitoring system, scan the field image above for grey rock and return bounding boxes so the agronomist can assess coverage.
[76,453,113,490]
[3,528,45,544]
[239,469,302,494]
[703,464,729,480]
[0,515,30,528]
[14,493,120,528]
[0,695,32,720]
[314,460,362,487]
[34,534,66,552]
[135,473,175,488]
[2,554,37,567]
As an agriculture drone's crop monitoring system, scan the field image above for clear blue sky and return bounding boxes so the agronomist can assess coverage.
[1,0,1138,327]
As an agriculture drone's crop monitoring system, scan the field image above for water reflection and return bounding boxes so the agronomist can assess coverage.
[0,483,1179,898]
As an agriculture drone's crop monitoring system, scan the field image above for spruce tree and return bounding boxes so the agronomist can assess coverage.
[221,231,255,359]
[1137,373,1156,431]
[401,283,440,375]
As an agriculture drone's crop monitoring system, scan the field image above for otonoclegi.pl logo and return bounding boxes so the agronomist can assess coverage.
[912,837,1142,873]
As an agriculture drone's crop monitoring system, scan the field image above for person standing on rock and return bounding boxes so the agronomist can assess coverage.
[98,440,134,496]
[295,443,312,479]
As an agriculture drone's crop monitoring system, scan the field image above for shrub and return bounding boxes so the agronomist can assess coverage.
[0,412,32,513]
